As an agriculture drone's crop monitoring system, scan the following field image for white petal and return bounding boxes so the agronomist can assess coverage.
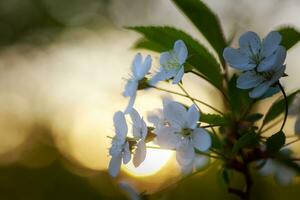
[236,71,264,89]
[124,94,136,114]
[249,82,270,98]
[176,142,195,166]
[108,154,122,177]
[186,104,200,129]
[239,31,261,56]
[147,109,163,127]
[174,40,188,64]
[192,128,211,151]
[136,55,152,80]
[122,142,131,164]
[163,101,187,129]
[294,117,300,136]
[259,159,275,176]
[155,126,179,149]
[194,155,210,170]
[113,111,128,139]
[261,31,282,58]
[275,164,295,186]
[149,70,167,86]
[123,80,138,97]
[258,46,286,72]
[133,141,147,167]
[223,47,255,70]
[130,109,147,139]
[180,162,194,175]
[132,53,142,77]
[172,67,184,84]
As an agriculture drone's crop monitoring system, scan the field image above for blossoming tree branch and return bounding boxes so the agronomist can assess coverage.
[107,0,300,199]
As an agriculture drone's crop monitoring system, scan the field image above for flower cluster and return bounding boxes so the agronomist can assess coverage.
[107,29,300,200]
[223,31,286,98]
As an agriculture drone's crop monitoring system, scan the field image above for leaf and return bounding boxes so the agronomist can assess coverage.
[128,26,223,89]
[278,27,300,50]
[172,0,226,61]
[200,113,228,126]
[227,74,252,116]
[266,131,286,154]
[263,90,299,125]
[245,113,263,122]
[208,131,222,150]
[232,132,259,154]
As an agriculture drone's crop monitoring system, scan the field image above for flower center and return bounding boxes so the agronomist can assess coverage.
[162,53,181,71]
[180,128,193,137]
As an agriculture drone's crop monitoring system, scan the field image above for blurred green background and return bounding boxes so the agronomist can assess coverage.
[0,0,300,199]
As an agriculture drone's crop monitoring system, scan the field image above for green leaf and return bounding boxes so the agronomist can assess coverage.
[208,131,222,150]
[172,0,226,61]
[263,90,299,125]
[227,74,252,116]
[245,113,264,122]
[278,27,300,50]
[266,131,286,154]
[232,132,259,154]
[200,113,228,126]
[129,26,223,89]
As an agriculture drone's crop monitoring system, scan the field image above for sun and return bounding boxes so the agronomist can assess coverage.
[123,148,174,177]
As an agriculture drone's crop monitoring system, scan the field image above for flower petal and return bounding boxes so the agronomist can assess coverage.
[236,71,264,89]
[160,52,172,66]
[259,159,275,176]
[136,55,152,80]
[132,53,142,77]
[194,155,210,170]
[186,104,200,129]
[223,47,255,70]
[275,164,295,185]
[261,31,282,58]
[258,46,286,72]
[163,101,187,129]
[172,66,184,84]
[176,142,195,166]
[192,128,211,151]
[155,126,179,149]
[249,82,270,98]
[113,111,128,139]
[239,31,261,56]
[174,40,188,64]
[122,142,131,164]
[124,94,136,114]
[108,154,122,177]
[133,141,147,167]
[149,70,167,86]
[123,80,138,97]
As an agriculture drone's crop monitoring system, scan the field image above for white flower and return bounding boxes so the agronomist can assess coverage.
[149,40,188,85]
[108,111,131,177]
[155,101,212,168]
[181,155,210,175]
[124,53,152,113]
[259,148,297,185]
[129,109,148,167]
[289,93,300,135]
[223,31,284,72]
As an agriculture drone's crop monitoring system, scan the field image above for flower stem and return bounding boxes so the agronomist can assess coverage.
[284,137,300,147]
[150,85,224,115]
[278,82,288,132]
[178,83,201,111]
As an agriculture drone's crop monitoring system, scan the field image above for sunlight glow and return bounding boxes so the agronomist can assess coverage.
[124,148,174,177]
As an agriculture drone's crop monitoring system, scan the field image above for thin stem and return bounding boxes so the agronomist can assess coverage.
[150,85,224,115]
[146,145,221,159]
[178,83,201,112]
[284,138,300,147]
[200,124,221,129]
[190,70,230,103]
[278,82,288,132]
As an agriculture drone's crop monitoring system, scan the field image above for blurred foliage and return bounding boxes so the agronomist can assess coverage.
[0,0,110,47]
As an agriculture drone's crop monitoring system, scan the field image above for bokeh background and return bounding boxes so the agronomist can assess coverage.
[0,0,300,199]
